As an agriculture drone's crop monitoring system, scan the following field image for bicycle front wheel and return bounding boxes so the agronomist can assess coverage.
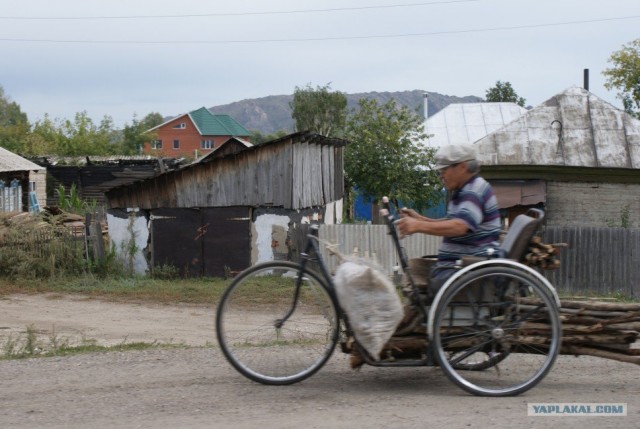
[216,261,340,385]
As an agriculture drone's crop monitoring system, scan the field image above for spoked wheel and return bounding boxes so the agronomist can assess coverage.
[216,261,340,385]
[433,266,561,396]
[450,349,509,371]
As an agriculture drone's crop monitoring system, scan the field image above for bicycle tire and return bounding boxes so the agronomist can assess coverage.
[433,266,561,396]
[216,261,340,385]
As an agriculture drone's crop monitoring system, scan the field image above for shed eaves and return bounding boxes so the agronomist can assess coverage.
[0,147,45,173]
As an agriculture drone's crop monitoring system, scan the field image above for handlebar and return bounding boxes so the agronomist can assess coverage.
[379,196,409,271]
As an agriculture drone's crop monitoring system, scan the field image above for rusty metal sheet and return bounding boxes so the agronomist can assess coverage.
[150,208,203,277]
[200,207,251,277]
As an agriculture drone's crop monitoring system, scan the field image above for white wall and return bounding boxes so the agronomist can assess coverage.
[252,213,291,264]
[106,210,149,274]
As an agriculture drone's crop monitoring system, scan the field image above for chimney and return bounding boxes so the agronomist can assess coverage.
[583,69,589,91]
[423,93,429,120]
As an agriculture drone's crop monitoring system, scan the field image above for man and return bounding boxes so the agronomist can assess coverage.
[396,143,501,298]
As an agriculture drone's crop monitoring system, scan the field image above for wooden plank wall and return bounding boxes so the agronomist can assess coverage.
[107,138,343,210]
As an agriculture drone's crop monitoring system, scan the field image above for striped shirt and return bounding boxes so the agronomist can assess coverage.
[437,175,501,266]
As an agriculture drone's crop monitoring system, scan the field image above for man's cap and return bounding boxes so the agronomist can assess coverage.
[434,144,476,170]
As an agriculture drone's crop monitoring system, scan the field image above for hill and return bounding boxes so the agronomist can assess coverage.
[209,90,482,134]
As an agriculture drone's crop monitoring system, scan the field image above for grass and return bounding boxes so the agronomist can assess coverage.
[0,275,231,305]
[0,275,231,360]
[1,324,187,360]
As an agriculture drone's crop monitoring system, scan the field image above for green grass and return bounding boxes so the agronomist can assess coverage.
[0,275,231,305]
[1,324,188,360]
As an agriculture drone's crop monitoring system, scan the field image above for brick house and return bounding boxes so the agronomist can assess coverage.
[143,107,251,159]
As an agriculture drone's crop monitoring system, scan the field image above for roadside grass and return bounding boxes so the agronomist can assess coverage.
[0,275,232,305]
[1,325,188,360]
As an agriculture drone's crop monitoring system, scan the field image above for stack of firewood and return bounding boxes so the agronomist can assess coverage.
[554,299,640,364]
[346,298,640,368]
[523,236,567,270]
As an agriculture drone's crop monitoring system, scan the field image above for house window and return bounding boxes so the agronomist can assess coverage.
[173,139,180,149]
[172,122,186,129]
[201,140,213,149]
[151,139,163,149]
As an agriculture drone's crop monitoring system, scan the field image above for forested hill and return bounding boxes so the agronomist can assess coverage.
[208,90,482,134]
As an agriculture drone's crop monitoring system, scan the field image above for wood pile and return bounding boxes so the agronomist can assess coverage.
[522,236,568,270]
[346,298,640,368]
[549,298,640,365]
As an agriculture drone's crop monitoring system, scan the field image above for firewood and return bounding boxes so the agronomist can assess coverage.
[561,345,640,365]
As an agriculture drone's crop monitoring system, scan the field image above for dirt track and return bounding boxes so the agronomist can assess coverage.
[1,293,638,429]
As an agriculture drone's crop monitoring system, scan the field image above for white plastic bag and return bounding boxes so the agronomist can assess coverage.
[333,259,404,360]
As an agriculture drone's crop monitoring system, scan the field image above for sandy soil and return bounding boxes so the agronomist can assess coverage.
[0,293,215,348]
[0,293,638,429]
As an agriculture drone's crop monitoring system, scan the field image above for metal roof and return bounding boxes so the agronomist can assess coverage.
[424,102,527,148]
[148,107,250,137]
[475,86,640,169]
[0,147,45,173]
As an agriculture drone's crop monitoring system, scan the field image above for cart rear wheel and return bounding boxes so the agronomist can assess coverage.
[216,261,339,385]
[433,266,561,396]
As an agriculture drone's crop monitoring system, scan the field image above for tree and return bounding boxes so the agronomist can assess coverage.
[0,85,30,152]
[249,129,288,144]
[29,112,119,156]
[344,98,441,213]
[485,81,526,107]
[603,38,640,119]
[290,83,347,137]
[121,112,164,155]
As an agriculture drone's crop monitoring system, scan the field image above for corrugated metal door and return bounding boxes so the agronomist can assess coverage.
[150,207,251,277]
[201,207,251,277]
[151,208,204,277]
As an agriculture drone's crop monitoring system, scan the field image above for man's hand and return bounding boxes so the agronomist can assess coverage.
[395,216,417,238]
[400,207,418,218]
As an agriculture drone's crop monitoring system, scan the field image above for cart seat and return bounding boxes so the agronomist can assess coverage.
[499,209,544,261]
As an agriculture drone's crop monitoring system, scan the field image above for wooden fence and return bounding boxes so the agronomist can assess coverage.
[291,224,639,298]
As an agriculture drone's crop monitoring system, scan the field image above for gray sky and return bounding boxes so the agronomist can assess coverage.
[2,0,639,129]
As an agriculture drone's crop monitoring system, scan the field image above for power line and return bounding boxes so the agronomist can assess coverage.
[1,15,638,44]
[0,0,480,20]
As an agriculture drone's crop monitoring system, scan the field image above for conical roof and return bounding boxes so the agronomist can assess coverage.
[475,87,640,169]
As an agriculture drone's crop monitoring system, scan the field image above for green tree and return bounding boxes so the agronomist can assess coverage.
[30,112,119,156]
[603,38,640,119]
[344,98,441,213]
[121,112,164,155]
[0,85,30,152]
[290,83,347,137]
[249,129,288,144]
[485,81,526,106]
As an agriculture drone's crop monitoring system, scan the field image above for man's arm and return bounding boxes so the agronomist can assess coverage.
[396,216,469,238]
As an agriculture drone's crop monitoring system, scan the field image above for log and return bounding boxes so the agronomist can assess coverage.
[347,296,640,367]
[558,300,640,312]
[561,345,640,365]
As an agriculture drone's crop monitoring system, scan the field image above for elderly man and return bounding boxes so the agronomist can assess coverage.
[396,143,501,299]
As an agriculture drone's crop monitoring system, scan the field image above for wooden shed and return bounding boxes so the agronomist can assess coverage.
[105,132,347,277]
[0,147,46,213]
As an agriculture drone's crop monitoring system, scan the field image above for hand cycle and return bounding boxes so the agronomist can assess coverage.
[215,197,562,396]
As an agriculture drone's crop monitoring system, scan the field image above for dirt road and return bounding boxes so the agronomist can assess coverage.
[1,293,638,429]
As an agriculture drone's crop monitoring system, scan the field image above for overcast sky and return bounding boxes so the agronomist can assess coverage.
[1,0,639,128]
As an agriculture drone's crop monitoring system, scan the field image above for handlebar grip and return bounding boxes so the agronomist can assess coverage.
[381,196,391,211]
[380,196,392,218]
